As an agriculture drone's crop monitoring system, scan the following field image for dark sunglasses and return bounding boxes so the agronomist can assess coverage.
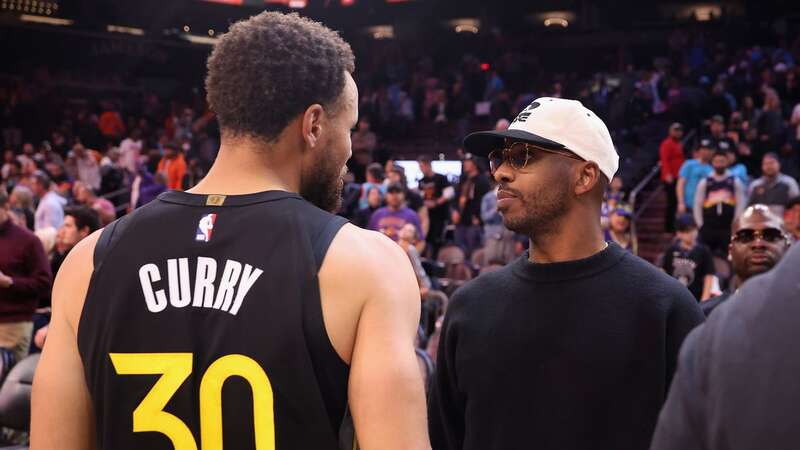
[731,228,786,244]
[487,141,583,174]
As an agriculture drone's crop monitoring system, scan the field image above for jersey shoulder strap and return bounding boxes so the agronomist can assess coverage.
[311,215,349,271]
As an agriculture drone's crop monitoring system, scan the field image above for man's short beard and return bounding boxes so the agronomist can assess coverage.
[300,163,346,213]
[501,178,571,237]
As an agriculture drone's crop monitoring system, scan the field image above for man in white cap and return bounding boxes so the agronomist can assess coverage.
[428,98,704,450]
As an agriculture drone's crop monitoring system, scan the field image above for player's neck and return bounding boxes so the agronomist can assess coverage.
[189,142,298,195]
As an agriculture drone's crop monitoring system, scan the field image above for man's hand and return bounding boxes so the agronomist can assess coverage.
[677,204,687,215]
[0,271,12,289]
[665,175,674,184]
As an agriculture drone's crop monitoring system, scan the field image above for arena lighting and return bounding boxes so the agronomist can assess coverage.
[287,0,307,7]
[455,24,478,34]
[691,5,722,21]
[480,63,490,71]
[183,25,190,32]
[208,29,215,36]
[183,33,219,45]
[340,0,355,5]
[19,13,72,25]
[107,25,145,36]
[366,25,394,40]
[544,17,569,27]
[448,18,480,34]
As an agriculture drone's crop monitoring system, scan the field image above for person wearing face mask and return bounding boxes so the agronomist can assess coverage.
[693,149,746,256]
[701,204,791,317]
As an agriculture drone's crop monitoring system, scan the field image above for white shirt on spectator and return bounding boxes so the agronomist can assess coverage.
[119,137,143,174]
[35,190,66,231]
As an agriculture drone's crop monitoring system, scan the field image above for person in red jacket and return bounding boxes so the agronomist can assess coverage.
[660,122,685,232]
[156,141,187,191]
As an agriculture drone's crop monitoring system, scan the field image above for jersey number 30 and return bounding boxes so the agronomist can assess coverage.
[110,352,275,450]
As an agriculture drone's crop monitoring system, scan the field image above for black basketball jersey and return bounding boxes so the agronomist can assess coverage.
[77,190,352,450]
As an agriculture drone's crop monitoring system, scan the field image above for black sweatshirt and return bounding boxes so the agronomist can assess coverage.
[429,242,704,450]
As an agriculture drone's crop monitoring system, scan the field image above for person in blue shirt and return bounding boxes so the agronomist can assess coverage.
[677,139,714,215]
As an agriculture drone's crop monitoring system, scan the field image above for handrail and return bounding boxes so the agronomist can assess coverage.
[629,127,697,256]
[630,162,662,256]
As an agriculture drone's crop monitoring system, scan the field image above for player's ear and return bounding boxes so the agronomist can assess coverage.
[301,104,325,149]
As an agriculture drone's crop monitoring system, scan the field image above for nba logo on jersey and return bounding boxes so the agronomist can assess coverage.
[196,213,217,242]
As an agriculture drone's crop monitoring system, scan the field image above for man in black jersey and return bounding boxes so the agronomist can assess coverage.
[31,12,430,450]
[429,97,704,450]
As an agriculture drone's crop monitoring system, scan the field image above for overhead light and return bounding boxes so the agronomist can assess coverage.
[288,0,307,7]
[366,25,394,40]
[183,34,219,45]
[19,14,72,25]
[208,29,215,36]
[183,25,190,32]
[448,18,480,34]
[544,17,569,27]
[455,24,478,34]
[691,5,721,21]
[107,24,145,36]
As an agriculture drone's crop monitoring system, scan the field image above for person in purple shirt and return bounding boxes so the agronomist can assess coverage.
[369,182,425,244]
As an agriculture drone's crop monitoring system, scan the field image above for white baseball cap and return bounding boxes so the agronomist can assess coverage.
[463,97,619,180]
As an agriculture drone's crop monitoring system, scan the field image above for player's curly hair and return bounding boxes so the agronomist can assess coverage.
[205,12,355,142]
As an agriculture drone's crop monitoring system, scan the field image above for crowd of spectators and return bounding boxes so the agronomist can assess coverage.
[2,23,800,425]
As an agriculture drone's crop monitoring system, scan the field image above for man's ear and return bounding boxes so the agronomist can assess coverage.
[574,162,601,196]
[301,104,325,149]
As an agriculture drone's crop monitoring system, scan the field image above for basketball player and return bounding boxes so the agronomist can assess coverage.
[31,12,430,450]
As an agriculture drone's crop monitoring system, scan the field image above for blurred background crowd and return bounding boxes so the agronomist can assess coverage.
[2,0,800,443]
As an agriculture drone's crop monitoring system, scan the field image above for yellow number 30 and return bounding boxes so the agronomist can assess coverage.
[110,353,275,450]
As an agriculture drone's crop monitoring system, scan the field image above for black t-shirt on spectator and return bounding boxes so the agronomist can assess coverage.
[457,173,490,225]
[662,241,715,301]
[430,243,704,450]
[420,173,451,220]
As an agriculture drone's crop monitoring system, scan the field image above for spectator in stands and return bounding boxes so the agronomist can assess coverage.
[651,239,800,450]
[662,214,715,302]
[31,170,65,231]
[480,180,516,266]
[130,166,167,211]
[0,188,52,363]
[748,152,800,217]
[350,118,377,183]
[454,154,490,258]
[660,122,685,232]
[702,204,790,317]
[785,196,800,241]
[604,207,633,252]
[97,100,126,142]
[99,147,126,197]
[756,89,785,151]
[707,115,735,151]
[369,183,425,249]
[118,128,143,174]
[51,206,101,278]
[157,141,187,191]
[9,184,34,230]
[430,97,703,450]
[66,140,101,191]
[358,163,385,210]
[73,181,115,226]
[418,155,453,258]
[694,149,746,256]
[388,165,428,234]
[397,223,432,296]
[726,145,749,185]
[677,139,714,215]
[354,185,383,229]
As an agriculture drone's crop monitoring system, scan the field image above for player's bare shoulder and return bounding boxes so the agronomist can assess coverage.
[52,228,103,331]
[325,224,414,281]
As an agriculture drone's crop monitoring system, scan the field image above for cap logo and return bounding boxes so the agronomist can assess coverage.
[511,101,540,124]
